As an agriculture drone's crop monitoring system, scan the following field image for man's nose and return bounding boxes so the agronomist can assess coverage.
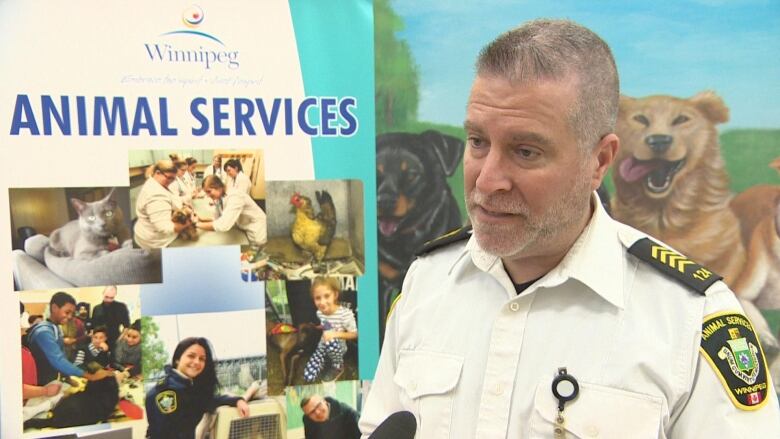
[475,148,512,193]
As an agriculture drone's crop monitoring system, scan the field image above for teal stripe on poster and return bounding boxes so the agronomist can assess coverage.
[288,0,379,378]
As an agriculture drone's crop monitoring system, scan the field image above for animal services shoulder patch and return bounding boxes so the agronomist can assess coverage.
[627,237,722,294]
[415,226,472,257]
[699,311,770,410]
[155,390,178,414]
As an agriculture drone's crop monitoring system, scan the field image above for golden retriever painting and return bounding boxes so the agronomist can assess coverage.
[612,91,780,357]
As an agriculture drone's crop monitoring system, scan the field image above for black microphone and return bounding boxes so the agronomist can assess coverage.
[368,411,417,439]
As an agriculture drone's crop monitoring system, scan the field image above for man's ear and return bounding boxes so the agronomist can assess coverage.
[590,133,619,190]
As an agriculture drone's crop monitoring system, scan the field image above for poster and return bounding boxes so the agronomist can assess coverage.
[0,1,375,438]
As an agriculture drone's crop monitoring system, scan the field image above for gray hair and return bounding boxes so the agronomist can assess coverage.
[476,19,619,150]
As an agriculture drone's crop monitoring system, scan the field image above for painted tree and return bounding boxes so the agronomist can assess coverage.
[374,0,419,133]
[141,316,168,380]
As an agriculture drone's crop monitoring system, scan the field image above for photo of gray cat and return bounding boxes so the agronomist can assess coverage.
[48,188,132,259]
[9,187,162,291]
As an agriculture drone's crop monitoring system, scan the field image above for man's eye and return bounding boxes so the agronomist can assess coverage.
[516,147,540,159]
[468,136,484,148]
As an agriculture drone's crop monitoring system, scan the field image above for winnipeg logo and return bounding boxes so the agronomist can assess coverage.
[718,327,760,385]
[144,5,240,70]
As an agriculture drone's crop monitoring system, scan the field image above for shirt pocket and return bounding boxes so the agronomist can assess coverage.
[394,349,464,439]
[529,380,664,439]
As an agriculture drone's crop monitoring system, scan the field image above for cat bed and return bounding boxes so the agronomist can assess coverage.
[19,234,162,288]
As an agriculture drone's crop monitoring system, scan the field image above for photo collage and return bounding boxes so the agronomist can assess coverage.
[12,149,366,438]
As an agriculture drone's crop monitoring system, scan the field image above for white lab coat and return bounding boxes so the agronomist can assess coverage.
[213,191,266,246]
[133,177,178,249]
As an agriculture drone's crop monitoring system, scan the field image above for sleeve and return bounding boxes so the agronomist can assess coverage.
[145,386,188,439]
[113,341,125,362]
[342,308,358,333]
[120,303,130,330]
[212,194,242,232]
[145,193,176,235]
[33,326,84,378]
[668,284,780,437]
[359,261,418,437]
[73,348,86,367]
[209,394,242,411]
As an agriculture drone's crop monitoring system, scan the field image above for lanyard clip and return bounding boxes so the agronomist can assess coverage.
[551,367,579,412]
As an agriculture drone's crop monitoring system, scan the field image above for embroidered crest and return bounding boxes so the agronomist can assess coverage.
[627,238,722,294]
[699,311,769,410]
[155,390,178,414]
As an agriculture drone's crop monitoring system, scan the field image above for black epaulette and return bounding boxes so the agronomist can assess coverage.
[627,237,722,295]
[415,226,472,257]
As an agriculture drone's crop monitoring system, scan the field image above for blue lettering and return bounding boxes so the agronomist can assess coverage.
[320,97,338,136]
[159,98,177,136]
[284,98,293,135]
[297,97,318,136]
[131,97,157,135]
[339,97,358,136]
[256,98,280,135]
[190,97,209,136]
[10,94,39,135]
[93,96,129,135]
[144,43,165,61]
[234,98,256,135]
[212,98,230,136]
[76,96,88,135]
[41,95,71,135]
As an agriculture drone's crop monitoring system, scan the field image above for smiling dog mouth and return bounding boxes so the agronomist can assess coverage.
[619,156,686,194]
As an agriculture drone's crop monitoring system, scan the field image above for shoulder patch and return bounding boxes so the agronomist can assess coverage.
[627,237,722,294]
[415,226,472,257]
[699,311,770,410]
[156,389,178,414]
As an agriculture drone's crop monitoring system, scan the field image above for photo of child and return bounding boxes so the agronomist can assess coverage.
[114,319,142,377]
[73,326,112,371]
[303,277,358,383]
[265,277,359,394]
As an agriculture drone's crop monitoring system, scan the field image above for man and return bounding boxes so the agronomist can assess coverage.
[91,285,130,352]
[359,19,780,438]
[301,394,361,439]
[26,292,111,384]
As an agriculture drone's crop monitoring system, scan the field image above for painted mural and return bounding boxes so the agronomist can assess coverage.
[374,0,780,389]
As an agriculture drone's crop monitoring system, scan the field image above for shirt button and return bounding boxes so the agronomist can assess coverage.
[586,425,599,437]
[509,302,520,312]
[493,383,503,395]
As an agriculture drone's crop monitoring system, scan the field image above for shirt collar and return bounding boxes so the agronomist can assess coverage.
[457,192,625,309]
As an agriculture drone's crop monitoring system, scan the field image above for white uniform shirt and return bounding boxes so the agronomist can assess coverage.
[226,171,251,195]
[213,191,267,246]
[360,197,780,438]
[133,177,178,249]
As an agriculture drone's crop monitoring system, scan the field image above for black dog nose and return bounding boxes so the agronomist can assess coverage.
[645,134,673,154]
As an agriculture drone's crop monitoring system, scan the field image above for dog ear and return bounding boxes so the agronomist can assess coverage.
[690,91,729,124]
[618,95,635,115]
[420,130,464,176]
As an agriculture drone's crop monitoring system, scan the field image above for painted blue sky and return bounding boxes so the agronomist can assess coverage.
[392,0,780,129]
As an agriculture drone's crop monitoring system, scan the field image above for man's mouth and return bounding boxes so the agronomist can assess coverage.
[618,156,686,194]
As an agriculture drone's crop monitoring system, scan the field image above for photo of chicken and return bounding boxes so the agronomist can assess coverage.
[263,180,364,280]
[289,190,337,262]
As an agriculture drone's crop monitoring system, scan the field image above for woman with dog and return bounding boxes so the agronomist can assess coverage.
[196,175,267,246]
[145,337,249,439]
[134,159,192,249]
